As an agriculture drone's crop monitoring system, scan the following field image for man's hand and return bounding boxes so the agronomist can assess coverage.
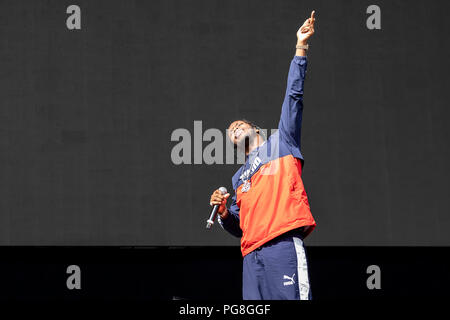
[210,189,231,219]
[297,10,316,45]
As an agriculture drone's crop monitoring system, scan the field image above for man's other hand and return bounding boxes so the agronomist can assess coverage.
[297,10,316,45]
[210,189,231,219]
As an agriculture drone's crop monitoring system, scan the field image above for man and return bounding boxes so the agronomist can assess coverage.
[209,11,317,300]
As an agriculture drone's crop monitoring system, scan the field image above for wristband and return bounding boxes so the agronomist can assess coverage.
[296,44,309,50]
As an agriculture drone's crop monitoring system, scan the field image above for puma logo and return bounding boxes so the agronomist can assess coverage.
[283,273,296,286]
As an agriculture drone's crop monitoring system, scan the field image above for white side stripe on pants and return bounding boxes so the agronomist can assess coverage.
[293,237,310,300]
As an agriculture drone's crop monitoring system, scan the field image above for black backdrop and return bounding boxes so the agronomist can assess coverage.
[0,0,449,246]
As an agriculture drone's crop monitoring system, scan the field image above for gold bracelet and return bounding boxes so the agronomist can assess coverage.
[296,44,309,50]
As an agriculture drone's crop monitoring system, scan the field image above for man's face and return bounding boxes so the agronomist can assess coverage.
[227,120,255,146]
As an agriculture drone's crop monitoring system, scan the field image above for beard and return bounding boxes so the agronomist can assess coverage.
[235,129,257,153]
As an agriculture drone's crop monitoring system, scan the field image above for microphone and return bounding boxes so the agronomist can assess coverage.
[206,187,228,229]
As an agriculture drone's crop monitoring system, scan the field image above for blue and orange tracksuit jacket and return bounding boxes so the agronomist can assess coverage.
[219,55,316,257]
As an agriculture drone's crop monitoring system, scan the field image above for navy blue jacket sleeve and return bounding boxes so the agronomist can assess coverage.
[278,55,308,150]
[218,193,242,238]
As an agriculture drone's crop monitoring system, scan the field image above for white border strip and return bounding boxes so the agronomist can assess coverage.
[293,237,310,300]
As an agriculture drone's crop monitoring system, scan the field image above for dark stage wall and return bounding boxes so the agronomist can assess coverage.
[0,0,449,246]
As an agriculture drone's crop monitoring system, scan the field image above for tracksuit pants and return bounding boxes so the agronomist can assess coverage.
[242,228,312,300]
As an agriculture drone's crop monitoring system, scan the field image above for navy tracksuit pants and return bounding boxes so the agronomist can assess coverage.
[242,228,312,300]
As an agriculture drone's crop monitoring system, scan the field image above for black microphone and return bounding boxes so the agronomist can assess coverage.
[206,187,228,229]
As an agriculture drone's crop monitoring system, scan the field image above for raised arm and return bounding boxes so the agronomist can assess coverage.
[278,11,316,148]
